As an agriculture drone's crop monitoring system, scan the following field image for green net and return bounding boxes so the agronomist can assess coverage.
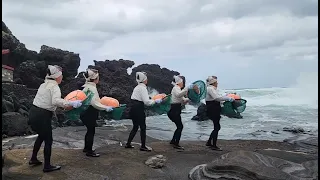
[149,94,172,115]
[65,90,94,121]
[233,99,247,113]
[188,80,207,104]
[111,104,127,120]
[221,99,247,118]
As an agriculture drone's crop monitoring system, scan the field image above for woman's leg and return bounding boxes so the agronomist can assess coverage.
[126,120,139,148]
[85,123,97,156]
[172,116,184,148]
[211,118,221,148]
[42,119,61,172]
[30,136,44,164]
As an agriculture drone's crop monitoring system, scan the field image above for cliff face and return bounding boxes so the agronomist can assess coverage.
[1,21,180,137]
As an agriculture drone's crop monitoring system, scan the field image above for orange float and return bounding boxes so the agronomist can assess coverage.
[227,93,241,100]
[64,90,87,110]
[100,97,120,108]
[152,94,166,100]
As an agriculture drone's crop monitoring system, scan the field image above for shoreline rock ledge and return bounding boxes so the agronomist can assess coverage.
[189,150,318,180]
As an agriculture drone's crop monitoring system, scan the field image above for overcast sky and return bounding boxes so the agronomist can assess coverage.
[3,0,318,89]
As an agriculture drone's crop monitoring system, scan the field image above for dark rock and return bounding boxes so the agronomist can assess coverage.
[2,22,38,68]
[13,60,43,89]
[2,112,31,136]
[131,64,179,94]
[38,45,80,79]
[284,136,318,154]
[2,100,15,113]
[283,127,305,134]
[189,150,318,180]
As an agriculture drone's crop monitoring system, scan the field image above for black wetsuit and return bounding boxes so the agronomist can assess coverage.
[167,103,183,145]
[126,100,147,148]
[28,105,54,169]
[206,100,222,147]
[80,105,99,153]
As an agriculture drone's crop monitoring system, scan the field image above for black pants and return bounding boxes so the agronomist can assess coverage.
[28,105,53,168]
[206,101,221,146]
[80,106,99,152]
[167,104,183,145]
[127,100,147,147]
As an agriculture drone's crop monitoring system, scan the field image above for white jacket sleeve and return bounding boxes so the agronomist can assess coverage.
[88,87,107,111]
[173,86,188,98]
[50,85,70,108]
[140,87,155,106]
[208,87,230,102]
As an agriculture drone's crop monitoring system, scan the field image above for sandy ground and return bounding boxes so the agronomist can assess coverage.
[2,126,318,180]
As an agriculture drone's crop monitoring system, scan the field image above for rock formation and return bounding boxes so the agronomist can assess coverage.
[2,21,180,137]
[189,150,318,180]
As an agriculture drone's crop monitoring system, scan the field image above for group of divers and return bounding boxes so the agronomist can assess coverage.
[28,65,235,172]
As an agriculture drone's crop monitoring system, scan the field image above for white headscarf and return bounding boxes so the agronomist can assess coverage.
[83,68,99,82]
[171,75,183,86]
[136,72,147,83]
[46,65,62,79]
[206,76,217,85]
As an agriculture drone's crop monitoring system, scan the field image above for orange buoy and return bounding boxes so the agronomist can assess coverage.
[64,90,87,110]
[227,93,241,100]
[152,94,166,100]
[100,97,120,108]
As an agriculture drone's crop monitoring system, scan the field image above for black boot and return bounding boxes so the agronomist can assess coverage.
[86,151,100,157]
[83,149,95,153]
[29,159,42,166]
[43,165,61,173]
[140,146,152,152]
[125,144,134,148]
[211,146,222,151]
[173,144,184,150]
[206,140,213,147]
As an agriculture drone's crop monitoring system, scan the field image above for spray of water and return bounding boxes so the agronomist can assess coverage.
[235,72,318,109]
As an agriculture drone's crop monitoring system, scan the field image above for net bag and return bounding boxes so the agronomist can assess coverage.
[65,90,94,121]
[221,99,247,118]
[149,94,172,115]
[111,104,127,120]
[188,80,207,104]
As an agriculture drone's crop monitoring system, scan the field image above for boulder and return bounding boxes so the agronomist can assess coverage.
[145,155,167,169]
[2,112,31,136]
[191,103,209,121]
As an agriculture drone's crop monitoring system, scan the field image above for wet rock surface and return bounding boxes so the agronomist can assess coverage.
[2,126,318,180]
[189,150,318,180]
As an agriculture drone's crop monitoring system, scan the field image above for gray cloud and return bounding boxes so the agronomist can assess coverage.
[2,0,318,88]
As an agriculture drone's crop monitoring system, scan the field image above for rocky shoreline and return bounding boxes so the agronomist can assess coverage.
[2,125,318,180]
[2,21,180,137]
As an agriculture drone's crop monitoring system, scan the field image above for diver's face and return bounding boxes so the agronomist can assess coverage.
[56,75,63,84]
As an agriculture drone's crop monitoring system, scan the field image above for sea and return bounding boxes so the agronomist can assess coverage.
[105,72,318,142]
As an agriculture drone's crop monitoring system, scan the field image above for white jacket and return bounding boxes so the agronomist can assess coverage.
[82,82,107,111]
[205,85,229,102]
[170,85,189,104]
[131,83,155,106]
[33,79,69,111]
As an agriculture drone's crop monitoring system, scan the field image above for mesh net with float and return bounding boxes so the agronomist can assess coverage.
[187,80,207,104]
[65,90,94,121]
[221,98,247,118]
[148,94,172,115]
